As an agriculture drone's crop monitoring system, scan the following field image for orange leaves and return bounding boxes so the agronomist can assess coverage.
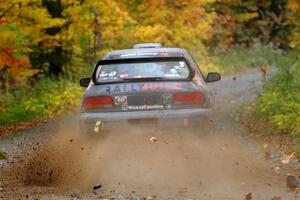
[0,19,6,25]
[287,0,300,48]
[0,46,29,75]
[288,0,300,11]
[0,50,29,77]
[0,19,31,77]
[212,14,236,49]
[2,47,14,54]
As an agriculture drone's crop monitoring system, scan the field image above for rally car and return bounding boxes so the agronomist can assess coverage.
[79,43,221,134]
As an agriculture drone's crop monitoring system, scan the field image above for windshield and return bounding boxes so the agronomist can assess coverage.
[95,61,190,82]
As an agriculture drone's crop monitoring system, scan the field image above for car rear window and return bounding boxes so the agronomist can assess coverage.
[95,60,190,83]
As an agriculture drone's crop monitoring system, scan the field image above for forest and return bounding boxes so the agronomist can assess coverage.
[0,0,299,145]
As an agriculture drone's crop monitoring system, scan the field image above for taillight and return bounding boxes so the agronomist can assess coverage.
[83,96,114,110]
[173,92,206,106]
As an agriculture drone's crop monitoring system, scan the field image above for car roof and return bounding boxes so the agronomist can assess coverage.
[102,47,187,60]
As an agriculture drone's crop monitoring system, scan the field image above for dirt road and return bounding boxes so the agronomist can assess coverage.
[0,70,299,200]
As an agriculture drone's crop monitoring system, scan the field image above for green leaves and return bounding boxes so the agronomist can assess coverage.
[23,80,83,119]
[255,57,300,136]
[0,79,83,125]
[0,150,7,160]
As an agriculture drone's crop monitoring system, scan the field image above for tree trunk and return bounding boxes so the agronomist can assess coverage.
[92,8,102,57]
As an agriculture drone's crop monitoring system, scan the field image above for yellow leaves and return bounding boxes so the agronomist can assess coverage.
[258,84,300,136]
[1,0,217,70]
[24,80,83,118]
[235,12,259,22]
[4,2,52,28]
[286,0,300,49]
[194,0,216,4]
[0,1,66,47]
[131,0,214,54]
[294,117,300,135]
[0,29,18,47]
[45,18,66,28]
[134,24,171,45]
[272,114,286,126]
[290,37,300,50]
[18,69,41,77]
[198,56,224,75]
[61,0,136,57]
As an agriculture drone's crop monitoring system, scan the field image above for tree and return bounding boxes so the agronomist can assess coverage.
[212,0,294,49]
[288,0,300,49]
[59,0,135,79]
[124,0,215,54]
[0,0,65,84]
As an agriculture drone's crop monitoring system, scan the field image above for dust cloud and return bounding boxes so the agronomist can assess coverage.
[9,118,277,199]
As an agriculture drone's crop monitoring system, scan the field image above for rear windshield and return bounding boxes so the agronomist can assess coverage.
[95,61,190,83]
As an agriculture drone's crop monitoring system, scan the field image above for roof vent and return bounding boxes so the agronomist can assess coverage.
[133,43,162,49]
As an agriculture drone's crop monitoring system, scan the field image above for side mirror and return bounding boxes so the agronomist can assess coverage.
[206,72,221,82]
[80,78,91,87]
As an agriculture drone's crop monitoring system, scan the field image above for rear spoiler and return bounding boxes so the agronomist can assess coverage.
[132,43,162,49]
[92,57,195,84]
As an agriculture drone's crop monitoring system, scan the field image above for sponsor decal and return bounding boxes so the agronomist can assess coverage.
[114,85,121,92]
[114,95,127,105]
[114,95,128,111]
[144,98,150,105]
[120,52,159,57]
[99,71,117,77]
[161,93,172,103]
[121,104,128,111]
[161,93,173,109]
[105,83,183,93]
[127,105,163,110]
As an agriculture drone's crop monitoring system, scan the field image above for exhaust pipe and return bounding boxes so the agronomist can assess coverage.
[94,120,103,133]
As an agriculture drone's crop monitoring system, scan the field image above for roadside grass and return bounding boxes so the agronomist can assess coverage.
[0,150,6,160]
[192,43,300,157]
[0,79,83,127]
[238,49,300,156]
[239,99,300,156]
[197,42,292,75]
[218,43,290,72]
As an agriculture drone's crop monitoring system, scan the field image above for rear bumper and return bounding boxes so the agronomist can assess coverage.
[81,108,212,121]
[80,108,213,132]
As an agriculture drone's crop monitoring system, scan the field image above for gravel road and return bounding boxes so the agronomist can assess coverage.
[0,70,299,200]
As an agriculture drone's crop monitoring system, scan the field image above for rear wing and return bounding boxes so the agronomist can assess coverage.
[132,43,162,49]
